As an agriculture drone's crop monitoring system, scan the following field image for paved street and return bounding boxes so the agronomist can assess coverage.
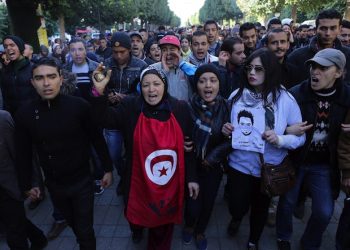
[0,174,344,249]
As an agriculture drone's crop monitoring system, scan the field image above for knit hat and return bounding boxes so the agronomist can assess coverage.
[306,48,346,70]
[111,32,131,49]
[3,35,25,54]
[193,64,221,89]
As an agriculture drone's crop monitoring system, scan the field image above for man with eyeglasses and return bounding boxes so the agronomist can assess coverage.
[287,9,350,87]
[276,48,350,250]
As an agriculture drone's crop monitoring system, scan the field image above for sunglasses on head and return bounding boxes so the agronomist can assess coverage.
[245,64,265,73]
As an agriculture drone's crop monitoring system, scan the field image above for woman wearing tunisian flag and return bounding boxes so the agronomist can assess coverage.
[90,64,199,250]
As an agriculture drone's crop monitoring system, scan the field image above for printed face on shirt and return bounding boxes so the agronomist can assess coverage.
[191,35,209,60]
[309,63,342,91]
[196,72,219,103]
[141,73,165,106]
[31,65,63,100]
[70,41,87,66]
[239,116,253,136]
[4,38,22,61]
[317,18,341,48]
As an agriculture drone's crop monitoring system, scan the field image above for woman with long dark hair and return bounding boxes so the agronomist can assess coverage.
[223,48,305,249]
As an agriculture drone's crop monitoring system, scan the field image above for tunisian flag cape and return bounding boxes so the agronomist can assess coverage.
[126,112,185,227]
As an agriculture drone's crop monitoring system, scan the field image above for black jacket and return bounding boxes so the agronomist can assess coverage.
[90,95,197,203]
[190,97,231,170]
[15,94,113,192]
[211,61,241,99]
[0,110,22,201]
[0,57,37,115]
[289,80,350,198]
[287,37,350,87]
[104,55,147,95]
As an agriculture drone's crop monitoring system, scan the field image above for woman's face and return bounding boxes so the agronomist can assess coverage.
[141,74,165,106]
[149,44,161,62]
[283,25,291,33]
[55,46,62,55]
[181,38,190,51]
[246,57,265,92]
[197,72,219,103]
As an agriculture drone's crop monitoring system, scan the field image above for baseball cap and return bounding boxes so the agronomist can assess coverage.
[306,48,346,70]
[111,32,131,49]
[129,32,143,42]
[159,35,180,49]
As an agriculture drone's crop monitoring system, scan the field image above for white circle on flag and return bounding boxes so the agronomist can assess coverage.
[145,149,177,185]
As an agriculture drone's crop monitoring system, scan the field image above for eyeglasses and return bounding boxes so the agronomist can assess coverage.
[245,64,265,73]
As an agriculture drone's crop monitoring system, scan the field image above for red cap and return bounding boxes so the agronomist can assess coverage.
[159,35,180,49]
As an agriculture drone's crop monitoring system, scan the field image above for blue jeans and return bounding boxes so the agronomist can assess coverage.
[103,129,124,176]
[276,163,334,250]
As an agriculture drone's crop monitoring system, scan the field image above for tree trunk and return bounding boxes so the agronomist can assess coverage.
[6,0,41,52]
[291,5,297,23]
[59,13,65,42]
[345,0,350,20]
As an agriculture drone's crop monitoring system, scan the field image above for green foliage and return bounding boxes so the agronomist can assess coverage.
[39,0,181,33]
[237,0,346,22]
[0,3,9,41]
[199,0,242,24]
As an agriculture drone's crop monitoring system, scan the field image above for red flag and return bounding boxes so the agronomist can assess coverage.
[126,113,185,227]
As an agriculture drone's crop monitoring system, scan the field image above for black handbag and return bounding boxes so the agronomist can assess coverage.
[259,154,296,197]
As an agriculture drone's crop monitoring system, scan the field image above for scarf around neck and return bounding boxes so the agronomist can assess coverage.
[188,52,211,66]
[191,93,226,159]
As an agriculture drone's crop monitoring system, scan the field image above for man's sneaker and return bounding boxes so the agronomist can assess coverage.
[46,221,68,240]
[182,228,193,244]
[247,242,258,250]
[94,180,104,195]
[227,219,241,237]
[277,239,291,250]
[195,234,207,250]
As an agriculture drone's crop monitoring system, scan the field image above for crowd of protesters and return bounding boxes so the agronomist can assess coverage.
[0,7,350,250]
